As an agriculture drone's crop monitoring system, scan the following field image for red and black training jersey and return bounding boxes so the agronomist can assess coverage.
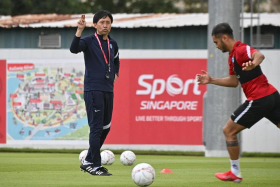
[228,41,276,100]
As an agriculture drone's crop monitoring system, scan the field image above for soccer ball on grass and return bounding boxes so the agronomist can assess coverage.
[101,150,115,165]
[79,150,88,163]
[120,150,136,166]
[132,163,155,186]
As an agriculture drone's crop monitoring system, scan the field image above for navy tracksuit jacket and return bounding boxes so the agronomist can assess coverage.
[70,34,119,167]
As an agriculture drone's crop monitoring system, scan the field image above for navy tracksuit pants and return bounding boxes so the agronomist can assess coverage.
[84,90,113,167]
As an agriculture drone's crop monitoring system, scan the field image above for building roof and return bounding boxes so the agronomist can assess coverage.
[0,13,279,28]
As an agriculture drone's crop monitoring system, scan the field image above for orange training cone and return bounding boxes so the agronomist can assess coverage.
[160,168,173,173]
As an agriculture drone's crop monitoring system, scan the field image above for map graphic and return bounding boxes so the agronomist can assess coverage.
[7,61,89,140]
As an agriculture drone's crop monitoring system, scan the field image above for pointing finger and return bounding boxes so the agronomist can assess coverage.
[201,70,207,74]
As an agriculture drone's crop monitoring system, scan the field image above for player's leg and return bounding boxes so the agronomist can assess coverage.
[265,91,280,129]
[95,91,114,176]
[100,126,110,148]
[89,91,105,168]
[80,91,95,172]
[82,91,94,165]
[84,91,104,167]
[223,118,245,160]
[216,100,263,183]
[100,92,113,147]
[215,119,245,183]
[81,91,111,175]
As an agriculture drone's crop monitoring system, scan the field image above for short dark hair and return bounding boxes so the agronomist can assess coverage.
[211,23,233,38]
[93,10,113,24]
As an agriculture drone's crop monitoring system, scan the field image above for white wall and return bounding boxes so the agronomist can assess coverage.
[241,50,280,153]
[0,49,279,152]
[0,49,207,152]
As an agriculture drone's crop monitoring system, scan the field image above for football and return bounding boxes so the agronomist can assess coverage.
[79,149,88,163]
[132,163,155,186]
[101,150,115,165]
[120,150,136,166]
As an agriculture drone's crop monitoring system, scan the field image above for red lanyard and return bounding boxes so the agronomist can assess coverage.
[94,33,110,69]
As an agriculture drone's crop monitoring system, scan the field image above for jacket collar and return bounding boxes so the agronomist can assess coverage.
[96,33,110,41]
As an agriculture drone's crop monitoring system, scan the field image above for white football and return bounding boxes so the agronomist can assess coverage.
[101,150,115,165]
[79,150,88,163]
[132,163,155,186]
[120,150,136,166]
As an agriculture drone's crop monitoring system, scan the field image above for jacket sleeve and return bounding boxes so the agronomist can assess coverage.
[70,36,87,54]
[113,43,120,76]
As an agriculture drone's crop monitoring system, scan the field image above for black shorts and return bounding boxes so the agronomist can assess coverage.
[231,91,280,128]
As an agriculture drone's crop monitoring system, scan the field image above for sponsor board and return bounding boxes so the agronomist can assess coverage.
[3,59,206,146]
[108,59,206,145]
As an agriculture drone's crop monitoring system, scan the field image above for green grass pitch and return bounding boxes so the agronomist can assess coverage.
[0,152,280,187]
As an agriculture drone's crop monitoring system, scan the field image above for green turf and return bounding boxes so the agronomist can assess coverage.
[0,148,205,156]
[0,153,280,187]
[2,148,280,158]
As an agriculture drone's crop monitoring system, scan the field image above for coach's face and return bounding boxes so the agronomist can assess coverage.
[94,16,112,35]
[212,35,228,53]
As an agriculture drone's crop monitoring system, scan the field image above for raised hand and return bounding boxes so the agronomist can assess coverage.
[77,14,86,30]
[197,70,211,85]
[242,60,255,71]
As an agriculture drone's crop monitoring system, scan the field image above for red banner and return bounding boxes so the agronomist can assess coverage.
[35,73,45,77]
[0,60,6,143]
[10,94,17,98]
[17,74,24,78]
[13,102,22,106]
[75,90,83,94]
[50,100,62,105]
[29,99,41,103]
[108,59,207,145]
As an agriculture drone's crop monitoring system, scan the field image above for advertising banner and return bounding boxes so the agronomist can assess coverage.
[5,58,206,146]
[6,60,88,141]
[108,59,207,145]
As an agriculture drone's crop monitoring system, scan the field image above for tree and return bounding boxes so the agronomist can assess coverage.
[0,0,180,15]
[128,0,179,13]
[10,0,33,15]
[176,0,208,13]
[0,0,279,16]
[83,0,179,14]
[0,0,12,15]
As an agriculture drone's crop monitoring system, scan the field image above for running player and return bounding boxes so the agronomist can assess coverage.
[197,22,280,183]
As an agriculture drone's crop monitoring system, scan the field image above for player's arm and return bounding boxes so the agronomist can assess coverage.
[75,14,86,37]
[197,70,239,87]
[70,14,87,54]
[242,51,265,71]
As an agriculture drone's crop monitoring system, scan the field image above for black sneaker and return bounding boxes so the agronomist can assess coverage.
[94,166,112,176]
[80,164,112,176]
